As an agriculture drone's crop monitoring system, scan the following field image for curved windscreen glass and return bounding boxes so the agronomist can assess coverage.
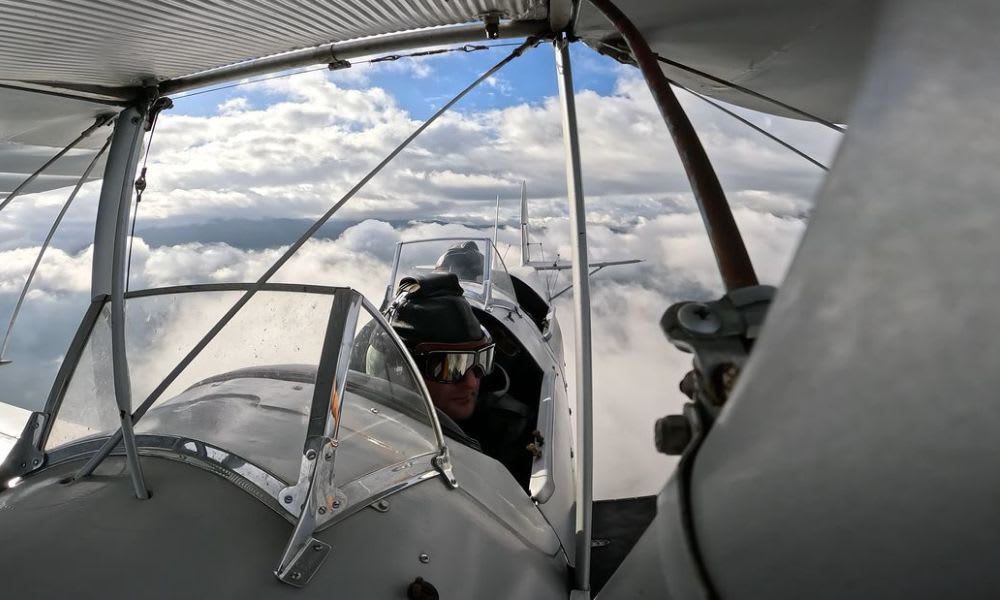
[46,288,439,489]
[388,238,518,306]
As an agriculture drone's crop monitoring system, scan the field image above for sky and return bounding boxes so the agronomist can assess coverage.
[0,39,840,498]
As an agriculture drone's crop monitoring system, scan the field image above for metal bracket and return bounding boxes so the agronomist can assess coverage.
[432,448,458,489]
[276,537,331,587]
[275,289,360,586]
[660,285,776,427]
[481,11,501,39]
[0,412,47,485]
[328,57,351,71]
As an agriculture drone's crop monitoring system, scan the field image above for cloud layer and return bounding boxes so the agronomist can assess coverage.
[0,48,838,497]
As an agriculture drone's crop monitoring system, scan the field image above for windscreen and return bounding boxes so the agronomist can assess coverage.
[391,239,490,302]
[46,288,440,491]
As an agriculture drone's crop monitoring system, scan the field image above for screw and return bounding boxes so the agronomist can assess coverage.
[331,440,339,448]
[313,543,323,551]
[31,459,39,466]
[654,414,692,456]
[283,495,293,504]
[419,553,430,564]
[318,506,327,515]
[370,407,380,414]
[678,302,722,335]
[290,572,302,581]
[306,449,317,460]
[333,500,341,508]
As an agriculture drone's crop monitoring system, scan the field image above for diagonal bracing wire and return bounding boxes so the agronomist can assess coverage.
[0,114,114,214]
[596,40,845,134]
[0,135,113,364]
[74,36,543,481]
[679,87,829,171]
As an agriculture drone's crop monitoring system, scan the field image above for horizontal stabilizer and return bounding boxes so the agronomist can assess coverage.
[526,258,642,272]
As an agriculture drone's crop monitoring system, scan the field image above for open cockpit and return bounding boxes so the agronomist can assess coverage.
[27,236,575,566]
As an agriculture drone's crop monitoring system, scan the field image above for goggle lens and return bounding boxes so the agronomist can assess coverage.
[419,345,495,383]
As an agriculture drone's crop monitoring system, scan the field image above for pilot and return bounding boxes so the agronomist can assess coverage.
[387,272,494,424]
[433,241,484,282]
[386,272,534,489]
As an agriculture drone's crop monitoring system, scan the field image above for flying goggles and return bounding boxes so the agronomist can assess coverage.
[415,344,496,383]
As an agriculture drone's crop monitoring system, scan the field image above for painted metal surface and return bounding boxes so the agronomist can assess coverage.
[687,1,1000,597]
[91,104,148,498]
[0,454,568,598]
[554,36,593,594]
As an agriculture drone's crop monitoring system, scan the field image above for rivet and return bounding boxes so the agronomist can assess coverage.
[313,543,323,551]
[419,553,430,564]
[370,407,380,414]
[283,495,293,504]
[31,459,39,466]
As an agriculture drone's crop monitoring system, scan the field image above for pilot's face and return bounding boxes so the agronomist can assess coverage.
[423,367,481,422]
[415,340,486,422]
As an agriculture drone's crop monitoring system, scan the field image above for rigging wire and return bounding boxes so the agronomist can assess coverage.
[0,114,114,214]
[596,40,845,133]
[170,42,523,101]
[0,135,113,363]
[679,87,830,171]
[124,101,168,294]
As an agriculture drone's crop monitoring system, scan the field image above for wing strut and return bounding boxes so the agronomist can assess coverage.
[554,35,595,598]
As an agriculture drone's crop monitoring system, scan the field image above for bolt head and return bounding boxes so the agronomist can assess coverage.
[655,414,692,456]
[677,302,722,335]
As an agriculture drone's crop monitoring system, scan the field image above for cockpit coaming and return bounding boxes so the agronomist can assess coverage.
[7,237,576,591]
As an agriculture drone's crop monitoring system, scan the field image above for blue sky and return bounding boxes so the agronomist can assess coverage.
[171,40,618,120]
